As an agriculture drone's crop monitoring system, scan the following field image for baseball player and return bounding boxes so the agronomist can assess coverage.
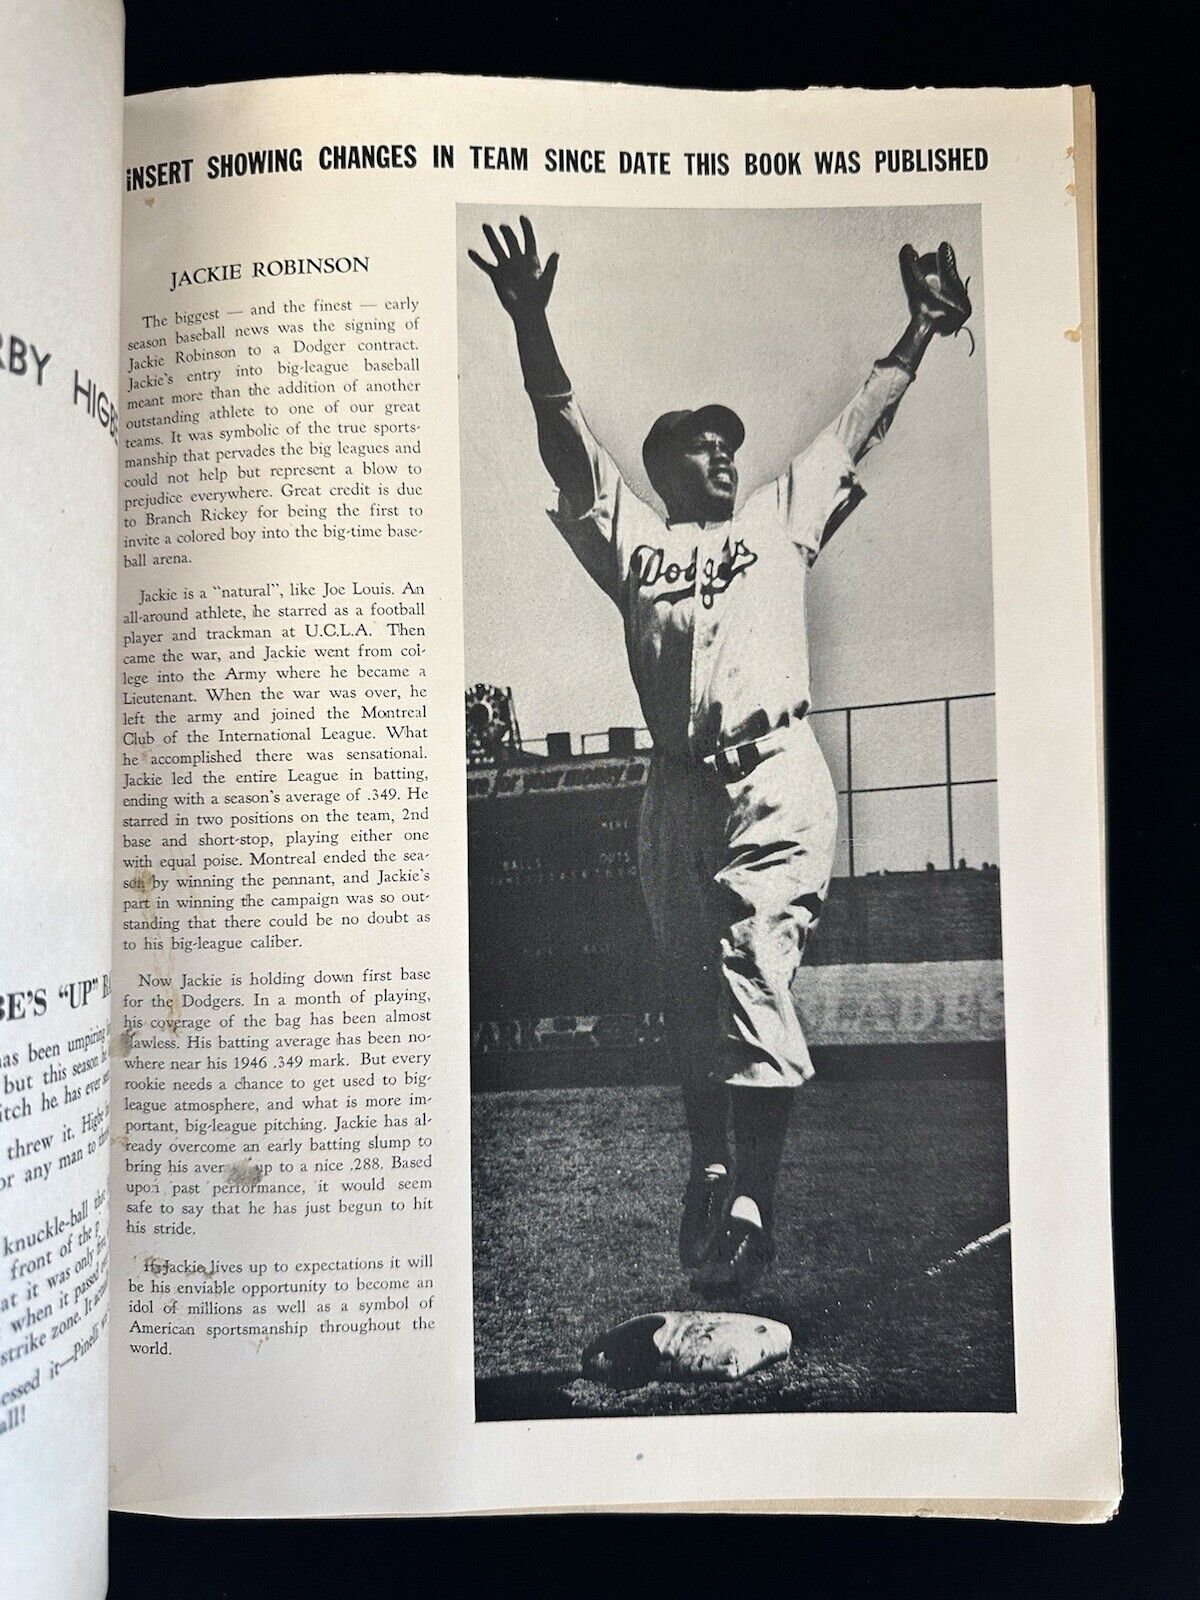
[470,219,971,1288]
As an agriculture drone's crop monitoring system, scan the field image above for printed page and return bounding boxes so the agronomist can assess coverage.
[0,2,124,1595]
[110,75,1116,1520]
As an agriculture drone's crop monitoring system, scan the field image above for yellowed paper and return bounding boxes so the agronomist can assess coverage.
[108,75,1116,1521]
[0,2,124,1594]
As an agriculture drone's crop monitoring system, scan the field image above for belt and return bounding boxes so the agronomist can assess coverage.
[701,704,808,784]
[706,740,768,782]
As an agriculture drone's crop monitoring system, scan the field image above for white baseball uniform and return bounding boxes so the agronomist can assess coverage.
[529,360,912,1088]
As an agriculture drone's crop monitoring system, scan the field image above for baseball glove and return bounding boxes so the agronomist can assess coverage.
[900,241,975,353]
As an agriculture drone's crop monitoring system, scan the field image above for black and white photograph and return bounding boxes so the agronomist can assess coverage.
[460,203,1014,1420]
[10,0,1187,1574]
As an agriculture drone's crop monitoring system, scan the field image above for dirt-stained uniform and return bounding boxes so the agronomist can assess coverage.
[530,360,913,1090]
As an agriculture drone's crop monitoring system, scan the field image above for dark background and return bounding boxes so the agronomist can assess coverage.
[113,3,1195,1595]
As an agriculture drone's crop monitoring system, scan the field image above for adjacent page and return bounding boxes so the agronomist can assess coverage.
[110,75,1116,1519]
[0,2,124,1594]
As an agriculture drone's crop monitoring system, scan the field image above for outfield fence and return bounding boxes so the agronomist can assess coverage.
[505,691,998,877]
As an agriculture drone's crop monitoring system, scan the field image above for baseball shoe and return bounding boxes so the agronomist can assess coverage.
[679,1167,730,1269]
[698,1214,776,1291]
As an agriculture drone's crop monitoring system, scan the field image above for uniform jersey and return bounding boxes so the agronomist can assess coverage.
[531,360,911,758]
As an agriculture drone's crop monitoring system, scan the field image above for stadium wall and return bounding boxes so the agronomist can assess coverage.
[467,763,1005,1070]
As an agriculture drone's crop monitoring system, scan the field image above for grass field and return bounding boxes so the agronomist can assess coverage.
[471,1071,1015,1419]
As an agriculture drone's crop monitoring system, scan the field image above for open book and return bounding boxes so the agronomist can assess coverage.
[2,6,1117,1594]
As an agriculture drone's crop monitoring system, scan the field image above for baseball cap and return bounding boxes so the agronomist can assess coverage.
[642,404,745,494]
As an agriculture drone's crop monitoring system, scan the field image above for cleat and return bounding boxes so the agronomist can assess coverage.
[699,1215,777,1291]
[679,1168,729,1269]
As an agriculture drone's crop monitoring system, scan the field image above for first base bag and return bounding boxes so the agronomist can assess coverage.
[582,1311,792,1386]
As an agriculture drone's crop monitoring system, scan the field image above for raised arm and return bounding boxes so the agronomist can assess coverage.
[775,243,974,562]
[469,216,599,514]
[834,241,973,464]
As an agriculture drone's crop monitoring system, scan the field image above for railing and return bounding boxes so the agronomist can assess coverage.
[504,691,997,878]
[812,693,997,877]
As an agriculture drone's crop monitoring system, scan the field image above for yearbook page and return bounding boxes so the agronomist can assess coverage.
[0,2,124,1596]
[109,73,1116,1520]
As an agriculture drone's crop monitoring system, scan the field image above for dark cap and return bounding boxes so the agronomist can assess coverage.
[642,404,745,494]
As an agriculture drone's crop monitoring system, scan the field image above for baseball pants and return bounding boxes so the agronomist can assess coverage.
[637,718,838,1089]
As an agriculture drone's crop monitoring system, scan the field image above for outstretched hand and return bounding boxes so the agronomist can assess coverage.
[469,216,559,320]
